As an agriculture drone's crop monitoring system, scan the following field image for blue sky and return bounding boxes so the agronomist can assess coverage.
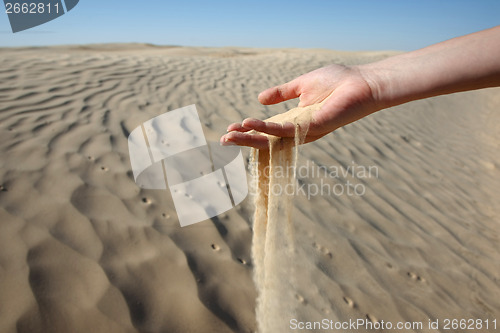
[1,0,499,51]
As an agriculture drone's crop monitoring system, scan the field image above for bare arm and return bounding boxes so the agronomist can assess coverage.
[220,26,500,149]
[364,25,500,109]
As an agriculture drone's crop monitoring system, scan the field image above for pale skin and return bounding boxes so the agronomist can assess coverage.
[220,25,500,149]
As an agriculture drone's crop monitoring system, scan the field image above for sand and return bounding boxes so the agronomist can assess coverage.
[250,111,299,332]
[251,103,316,332]
[0,44,499,333]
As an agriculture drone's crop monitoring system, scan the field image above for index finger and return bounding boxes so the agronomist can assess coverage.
[220,131,270,149]
[241,118,296,137]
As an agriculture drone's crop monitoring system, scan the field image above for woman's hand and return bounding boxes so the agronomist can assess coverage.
[220,64,380,149]
[220,26,500,150]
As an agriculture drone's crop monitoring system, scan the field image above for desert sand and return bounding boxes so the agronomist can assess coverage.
[0,44,499,333]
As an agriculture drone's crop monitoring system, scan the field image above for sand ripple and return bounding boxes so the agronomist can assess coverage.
[0,45,499,332]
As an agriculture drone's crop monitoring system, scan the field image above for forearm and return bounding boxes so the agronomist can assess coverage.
[361,25,500,110]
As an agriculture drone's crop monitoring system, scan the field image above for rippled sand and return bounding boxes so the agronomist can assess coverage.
[0,44,499,332]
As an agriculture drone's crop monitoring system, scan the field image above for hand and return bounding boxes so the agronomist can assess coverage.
[220,26,500,150]
[220,64,379,149]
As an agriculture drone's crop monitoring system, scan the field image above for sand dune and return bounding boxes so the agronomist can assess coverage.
[0,44,499,332]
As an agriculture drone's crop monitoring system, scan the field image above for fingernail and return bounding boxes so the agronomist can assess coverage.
[220,139,236,146]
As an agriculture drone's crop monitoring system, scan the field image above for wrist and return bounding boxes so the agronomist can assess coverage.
[355,63,393,111]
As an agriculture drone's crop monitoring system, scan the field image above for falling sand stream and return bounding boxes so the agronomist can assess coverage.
[250,103,323,332]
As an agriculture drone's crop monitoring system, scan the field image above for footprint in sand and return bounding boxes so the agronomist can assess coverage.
[313,242,333,259]
[366,313,378,324]
[295,294,307,305]
[407,271,426,282]
[343,296,355,308]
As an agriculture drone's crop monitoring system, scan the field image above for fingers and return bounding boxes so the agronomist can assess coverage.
[220,131,269,150]
[220,129,322,149]
[221,118,295,149]
[221,119,324,149]
[226,118,296,137]
[241,118,296,137]
[258,80,301,105]
[226,122,250,132]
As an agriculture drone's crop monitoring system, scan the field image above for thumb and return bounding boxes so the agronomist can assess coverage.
[258,80,301,105]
